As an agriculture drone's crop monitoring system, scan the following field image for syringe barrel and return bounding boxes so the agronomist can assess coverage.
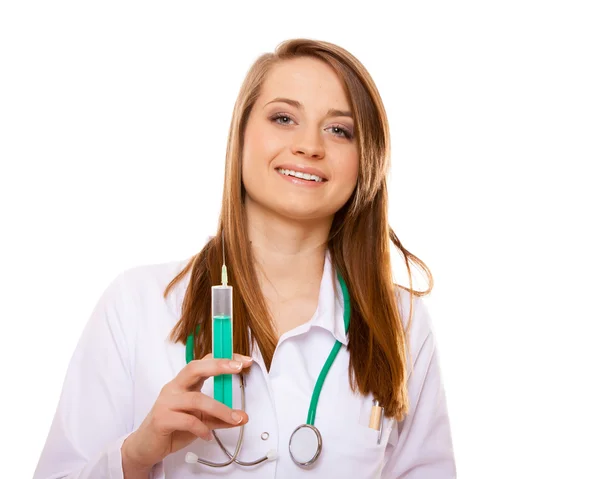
[211,285,232,318]
[211,285,233,408]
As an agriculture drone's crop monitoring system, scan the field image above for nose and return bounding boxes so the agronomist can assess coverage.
[292,127,325,160]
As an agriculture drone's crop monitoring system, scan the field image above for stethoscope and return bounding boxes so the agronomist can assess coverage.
[184,270,351,469]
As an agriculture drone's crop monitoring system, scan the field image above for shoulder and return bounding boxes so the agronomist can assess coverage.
[120,257,192,294]
[117,238,212,305]
[94,257,192,326]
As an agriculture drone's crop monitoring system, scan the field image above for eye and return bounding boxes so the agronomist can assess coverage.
[326,125,353,140]
[270,112,296,125]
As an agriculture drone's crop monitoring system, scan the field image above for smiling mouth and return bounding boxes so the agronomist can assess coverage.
[275,167,327,182]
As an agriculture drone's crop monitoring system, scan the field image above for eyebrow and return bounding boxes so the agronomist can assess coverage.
[264,97,353,119]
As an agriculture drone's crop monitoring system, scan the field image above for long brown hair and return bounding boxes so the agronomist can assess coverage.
[165,39,432,420]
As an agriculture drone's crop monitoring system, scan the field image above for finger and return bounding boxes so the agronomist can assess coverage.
[202,415,248,431]
[161,411,213,441]
[201,353,253,363]
[172,391,248,427]
[174,357,253,390]
[191,354,253,390]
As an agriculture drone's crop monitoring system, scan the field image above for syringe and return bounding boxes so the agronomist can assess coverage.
[212,245,233,408]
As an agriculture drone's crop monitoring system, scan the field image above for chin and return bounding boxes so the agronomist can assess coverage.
[245,190,336,222]
[274,204,334,223]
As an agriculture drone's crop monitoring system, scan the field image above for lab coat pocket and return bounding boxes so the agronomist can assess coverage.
[318,391,394,452]
[328,415,394,451]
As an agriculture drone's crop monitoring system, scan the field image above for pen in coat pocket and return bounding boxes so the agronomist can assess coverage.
[369,399,384,444]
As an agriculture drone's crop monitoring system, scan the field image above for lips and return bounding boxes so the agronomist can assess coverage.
[275,164,329,181]
[277,169,324,184]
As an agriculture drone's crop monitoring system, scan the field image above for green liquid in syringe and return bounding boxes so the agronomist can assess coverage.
[213,315,233,408]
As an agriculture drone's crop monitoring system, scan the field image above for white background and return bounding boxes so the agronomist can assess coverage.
[1,1,599,477]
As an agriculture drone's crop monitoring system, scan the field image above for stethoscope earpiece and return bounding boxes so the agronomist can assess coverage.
[266,449,278,461]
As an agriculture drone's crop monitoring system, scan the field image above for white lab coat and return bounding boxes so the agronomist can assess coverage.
[33,249,455,478]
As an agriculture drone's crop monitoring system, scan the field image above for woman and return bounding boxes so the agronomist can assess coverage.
[34,39,455,478]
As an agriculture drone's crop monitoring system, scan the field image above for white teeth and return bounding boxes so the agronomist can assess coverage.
[277,168,324,182]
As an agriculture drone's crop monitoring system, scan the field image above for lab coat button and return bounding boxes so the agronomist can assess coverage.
[261,432,269,440]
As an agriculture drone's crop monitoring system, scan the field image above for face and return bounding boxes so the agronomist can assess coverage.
[241,57,359,222]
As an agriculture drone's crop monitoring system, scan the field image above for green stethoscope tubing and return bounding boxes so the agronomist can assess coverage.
[185,270,351,427]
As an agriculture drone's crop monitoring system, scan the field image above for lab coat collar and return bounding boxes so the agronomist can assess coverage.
[169,247,349,346]
[309,249,349,346]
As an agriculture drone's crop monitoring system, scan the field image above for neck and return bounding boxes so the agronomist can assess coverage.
[245,197,332,301]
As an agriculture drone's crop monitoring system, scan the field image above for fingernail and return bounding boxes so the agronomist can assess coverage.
[228,360,242,370]
[241,356,253,363]
[231,411,243,424]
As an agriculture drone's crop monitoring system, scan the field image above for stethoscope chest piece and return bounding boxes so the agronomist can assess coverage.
[288,424,322,467]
